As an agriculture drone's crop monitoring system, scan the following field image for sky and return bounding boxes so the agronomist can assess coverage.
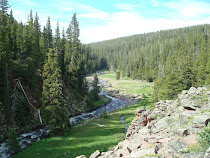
[9,0,210,44]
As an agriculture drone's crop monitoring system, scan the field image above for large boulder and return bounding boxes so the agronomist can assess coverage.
[204,147,210,158]
[115,147,131,157]
[188,87,197,95]
[164,140,189,157]
[129,147,156,157]
[181,153,204,158]
[76,155,87,158]
[192,115,209,128]
[89,150,100,158]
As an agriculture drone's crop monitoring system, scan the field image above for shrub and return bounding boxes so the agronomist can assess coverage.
[116,70,120,80]
[198,125,210,150]
[101,108,108,118]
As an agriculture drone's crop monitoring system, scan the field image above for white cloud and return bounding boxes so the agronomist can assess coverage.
[78,12,109,19]
[11,0,39,8]
[80,12,210,43]
[115,3,140,12]
[152,0,160,7]
[165,0,210,17]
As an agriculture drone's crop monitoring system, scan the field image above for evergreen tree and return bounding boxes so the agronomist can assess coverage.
[8,128,21,154]
[42,49,69,132]
[92,73,100,101]
[55,21,60,52]
[45,17,53,49]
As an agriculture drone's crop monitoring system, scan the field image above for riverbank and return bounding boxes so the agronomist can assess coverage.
[13,98,154,158]
[13,73,154,158]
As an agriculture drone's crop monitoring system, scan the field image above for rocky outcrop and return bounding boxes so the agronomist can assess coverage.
[77,87,210,158]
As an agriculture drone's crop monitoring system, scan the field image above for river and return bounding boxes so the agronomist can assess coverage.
[0,79,131,158]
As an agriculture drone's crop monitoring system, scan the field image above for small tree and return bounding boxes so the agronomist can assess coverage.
[87,73,100,108]
[92,73,100,101]
[9,128,21,154]
[100,107,108,118]
[42,49,69,134]
[116,70,120,80]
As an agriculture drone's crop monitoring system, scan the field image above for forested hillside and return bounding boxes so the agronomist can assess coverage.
[87,24,210,100]
[0,0,101,137]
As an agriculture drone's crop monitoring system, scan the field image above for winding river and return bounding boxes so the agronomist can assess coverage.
[0,79,131,158]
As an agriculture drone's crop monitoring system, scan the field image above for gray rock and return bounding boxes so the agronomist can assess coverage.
[76,155,87,158]
[99,151,114,158]
[90,150,100,158]
[204,147,210,158]
[182,90,188,95]
[195,90,201,95]
[192,115,209,128]
[177,128,189,136]
[181,152,204,158]
[164,140,189,157]
[129,148,156,157]
[116,147,131,157]
[122,139,141,150]
[181,99,198,110]
[188,87,197,95]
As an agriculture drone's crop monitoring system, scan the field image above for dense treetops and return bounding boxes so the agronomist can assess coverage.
[0,0,87,133]
[87,24,210,100]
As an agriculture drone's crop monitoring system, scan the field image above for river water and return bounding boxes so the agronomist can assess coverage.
[0,79,131,158]
[69,79,130,125]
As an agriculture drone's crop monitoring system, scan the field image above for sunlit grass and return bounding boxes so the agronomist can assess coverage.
[14,72,154,158]
[99,72,153,97]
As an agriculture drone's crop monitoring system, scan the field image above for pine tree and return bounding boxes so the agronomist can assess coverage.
[59,28,66,77]
[0,0,10,52]
[45,17,53,49]
[55,21,60,52]
[92,73,100,101]
[8,128,21,154]
[42,49,69,132]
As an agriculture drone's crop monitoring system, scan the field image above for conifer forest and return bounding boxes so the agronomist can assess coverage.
[0,0,209,157]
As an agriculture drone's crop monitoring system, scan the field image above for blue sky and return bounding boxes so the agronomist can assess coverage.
[9,0,210,43]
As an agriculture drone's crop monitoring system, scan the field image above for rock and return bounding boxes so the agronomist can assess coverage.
[181,152,204,158]
[99,151,114,158]
[195,90,201,95]
[164,140,189,157]
[177,128,189,136]
[192,115,209,128]
[157,138,172,144]
[36,138,41,142]
[188,87,197,95]
[129,148,156,157]
[204,147,210,158]
[76,155,87,158]
[182,90,188,95]
[122,139,141,150]
[181,134,198,145]
[89,150,100,158]
[181,99,198,110]
[116,147,131,157]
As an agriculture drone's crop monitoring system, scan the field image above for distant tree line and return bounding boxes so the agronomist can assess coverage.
[87,24,210,101]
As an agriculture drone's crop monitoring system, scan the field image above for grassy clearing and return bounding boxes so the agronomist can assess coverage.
[14,97,153,158]
[98,72,153,97]
[14,72,154,158]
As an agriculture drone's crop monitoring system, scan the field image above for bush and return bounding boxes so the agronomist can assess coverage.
[100,108,108,118]
[116,70,120,80]
[198,125,210,150]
